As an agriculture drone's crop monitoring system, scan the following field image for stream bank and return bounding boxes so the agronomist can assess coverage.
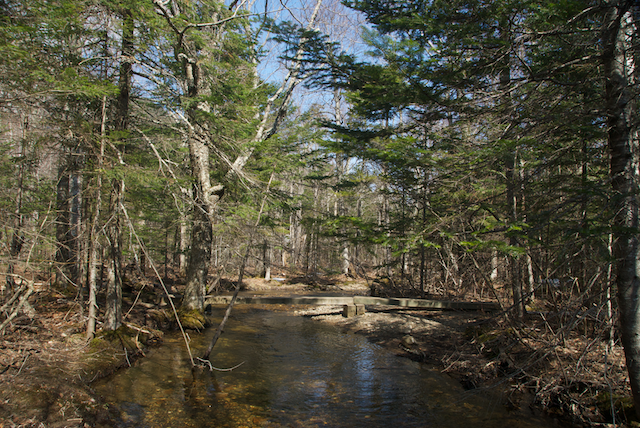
[0,276,631,427]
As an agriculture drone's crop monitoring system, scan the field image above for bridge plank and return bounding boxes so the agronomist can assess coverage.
[206,295,499,311]
[353,296,499,311]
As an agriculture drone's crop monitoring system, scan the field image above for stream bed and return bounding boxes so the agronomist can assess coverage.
[93,306,554,427]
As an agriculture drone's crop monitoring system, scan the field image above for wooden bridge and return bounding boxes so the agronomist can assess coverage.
[206,295,500,312]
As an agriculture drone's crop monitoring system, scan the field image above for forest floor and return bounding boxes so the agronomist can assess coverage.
[0,273,633,427]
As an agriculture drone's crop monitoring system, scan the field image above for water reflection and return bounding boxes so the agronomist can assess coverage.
[94,307,554,427]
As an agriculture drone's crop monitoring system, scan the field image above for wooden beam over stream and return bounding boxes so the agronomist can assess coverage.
[205,295,499,312]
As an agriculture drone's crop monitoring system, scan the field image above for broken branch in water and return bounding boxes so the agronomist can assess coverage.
[201,280,241,361]
[200,174,274,362]
[195,358,245,372]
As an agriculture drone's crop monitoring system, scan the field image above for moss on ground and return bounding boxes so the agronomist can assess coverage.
[178,308,209,330]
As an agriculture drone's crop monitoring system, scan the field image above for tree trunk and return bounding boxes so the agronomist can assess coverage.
[103,8,133,330]
[174,13,223,312]
[56,166,71,285]
[381,187,392,277]
[262,239,271,281]
[154,0,322,311]
[506,151,524,319]
[86,96,107,340]
[490,249,499,282]
[115,8,133,132]
[498,14,525,320]
[289,182,303,268]
[104,178,124,330]
[182,129,222,310]
[56,160,81,289]
[7,138,25,290]
[603,0,640,417]
[606,233,616,349]
[341,246,350,276]
[355,197,361,275]
[178,216,188,274]
[183,183,215,311]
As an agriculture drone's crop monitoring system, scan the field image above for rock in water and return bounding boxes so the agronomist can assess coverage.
[401,335,416,346]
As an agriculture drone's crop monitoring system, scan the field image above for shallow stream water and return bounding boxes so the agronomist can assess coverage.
[94,306,554,427]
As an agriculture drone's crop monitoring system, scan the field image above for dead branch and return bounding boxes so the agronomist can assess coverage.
[195,357,245,372]
[0,276,35,334]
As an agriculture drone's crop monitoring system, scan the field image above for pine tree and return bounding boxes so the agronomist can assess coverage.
[602,0,640,417]
[303,0,610,306]
[303,0,640,415]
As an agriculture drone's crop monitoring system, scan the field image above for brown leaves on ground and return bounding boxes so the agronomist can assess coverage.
[0,285,161,427]
[427,314,630,426]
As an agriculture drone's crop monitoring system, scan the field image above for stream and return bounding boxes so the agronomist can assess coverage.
[93,306,554,427]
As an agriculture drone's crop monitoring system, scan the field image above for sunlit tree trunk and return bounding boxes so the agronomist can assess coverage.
[262,239,271,281]
[183,136,218,311]
[490,249,499,282]
[178,216,188,274]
